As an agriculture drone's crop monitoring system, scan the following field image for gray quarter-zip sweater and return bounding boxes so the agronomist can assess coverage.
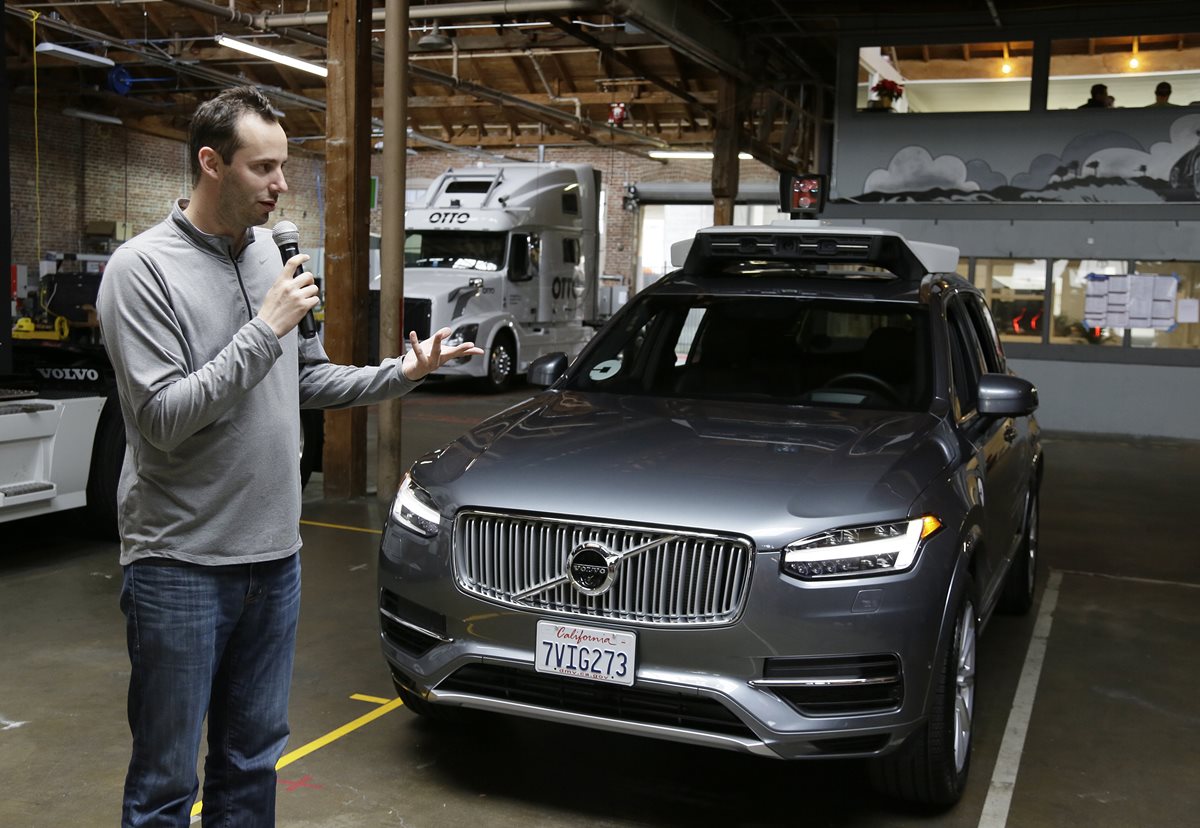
[97,200,420,566]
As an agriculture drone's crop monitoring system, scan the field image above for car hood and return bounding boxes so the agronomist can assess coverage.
[418,392,956,547]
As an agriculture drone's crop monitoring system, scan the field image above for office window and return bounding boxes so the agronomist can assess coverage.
[1129,261,1200,349]
[857,42,1033,114]
[1051,259,1128,346]
[1047,33,1200,110]
[974,258,1047,342]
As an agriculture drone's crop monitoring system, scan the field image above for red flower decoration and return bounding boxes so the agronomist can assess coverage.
[871,79,904,100]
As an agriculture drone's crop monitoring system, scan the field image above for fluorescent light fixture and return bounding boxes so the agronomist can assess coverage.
[35,41,115,69]
[215,35,328,78]
[649,150,755,160]
[63,107,123,125]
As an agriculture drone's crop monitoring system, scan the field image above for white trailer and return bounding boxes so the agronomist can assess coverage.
[0,372,121,530]
[372,162,604,390]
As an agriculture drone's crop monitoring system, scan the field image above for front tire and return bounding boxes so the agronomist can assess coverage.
[999,490,1039,615]
[85,394,125,539]
[870,582,976,808]
[481,331,516,392]
[300,409,324,490]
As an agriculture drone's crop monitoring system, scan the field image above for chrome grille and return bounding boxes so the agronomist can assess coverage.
[453,511,753,626]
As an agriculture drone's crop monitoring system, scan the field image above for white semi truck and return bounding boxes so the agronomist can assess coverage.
[371,162,605,390]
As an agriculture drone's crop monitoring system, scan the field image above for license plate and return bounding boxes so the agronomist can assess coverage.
[535,620,636,686]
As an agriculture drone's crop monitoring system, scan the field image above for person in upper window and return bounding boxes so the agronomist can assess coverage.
[1146,81,1180,107]
[1078,83,1110,109]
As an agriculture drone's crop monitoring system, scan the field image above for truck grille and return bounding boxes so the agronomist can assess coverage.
[403,297,431,341]
[453,511,753,626]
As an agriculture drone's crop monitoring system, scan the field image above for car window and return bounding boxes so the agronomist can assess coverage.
[946,298,987,416]
[965,294,1007,373]
[566,295,932,411]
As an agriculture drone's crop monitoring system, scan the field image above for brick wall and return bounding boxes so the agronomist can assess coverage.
[7,104,323,274]
[8,104,772,291]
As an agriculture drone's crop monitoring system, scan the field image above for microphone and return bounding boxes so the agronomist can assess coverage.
[271,220,317,339]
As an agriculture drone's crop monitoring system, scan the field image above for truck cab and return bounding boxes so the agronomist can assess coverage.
[371,162,602,390]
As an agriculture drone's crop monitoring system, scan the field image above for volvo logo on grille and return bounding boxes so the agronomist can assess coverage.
[566,542,620,596]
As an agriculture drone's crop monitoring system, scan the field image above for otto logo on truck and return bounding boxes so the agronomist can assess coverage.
[429,211,471,224]
[35,367,101,382]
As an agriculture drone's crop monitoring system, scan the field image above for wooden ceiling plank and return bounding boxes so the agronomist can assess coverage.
[550,52,576,93]
[511,54,538,94]
[142,5,176,42]
[92,2,139,43]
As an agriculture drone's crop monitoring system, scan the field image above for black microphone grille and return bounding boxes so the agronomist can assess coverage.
[272,220,300,245]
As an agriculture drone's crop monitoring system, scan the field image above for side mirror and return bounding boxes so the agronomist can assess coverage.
[670,238,693,267]
[528,352,569,387]
[978,374,1039,417]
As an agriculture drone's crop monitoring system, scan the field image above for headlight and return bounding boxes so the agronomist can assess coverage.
[391,474,441,537]
[782,516,942,580]
[446,324,479,364]
[445,323,479,349]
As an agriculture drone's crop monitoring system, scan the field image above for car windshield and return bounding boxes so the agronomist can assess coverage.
[404,230,507,272]
[565,295,932,411]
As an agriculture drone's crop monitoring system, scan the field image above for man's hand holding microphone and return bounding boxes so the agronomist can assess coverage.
[259,220,484,381]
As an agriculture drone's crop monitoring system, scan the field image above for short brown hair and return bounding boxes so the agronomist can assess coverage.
[188,86,279,185]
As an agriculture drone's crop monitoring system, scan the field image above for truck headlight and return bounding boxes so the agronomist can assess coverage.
[446,324,479,364]
[391,474,441,537]
[782,516,941,580]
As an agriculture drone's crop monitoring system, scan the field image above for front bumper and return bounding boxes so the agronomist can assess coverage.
[378,519,958,760]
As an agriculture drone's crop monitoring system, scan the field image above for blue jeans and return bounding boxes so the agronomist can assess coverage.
[120,554,302,827]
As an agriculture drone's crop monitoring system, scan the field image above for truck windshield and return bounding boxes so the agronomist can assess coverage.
[404,231,506,272]
[564,295,932,411]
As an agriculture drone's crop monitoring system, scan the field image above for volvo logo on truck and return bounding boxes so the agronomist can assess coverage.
[35,367,101,382]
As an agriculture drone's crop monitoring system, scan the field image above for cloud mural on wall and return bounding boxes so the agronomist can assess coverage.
[863,146,979,193]
[965,159,1007,191]
[1079,113,1200,180]
[844,114,1200,203]
[1010,131,1144,189]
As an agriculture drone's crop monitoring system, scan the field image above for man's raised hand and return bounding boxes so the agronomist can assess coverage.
[402,327,485,380]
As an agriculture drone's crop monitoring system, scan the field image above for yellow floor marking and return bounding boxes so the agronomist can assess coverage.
[299,519,382,535]
[349,693,392,705]
[189,695,405,818]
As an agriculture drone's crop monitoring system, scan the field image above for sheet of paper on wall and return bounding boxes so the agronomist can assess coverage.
[1178,297,1200,325]
[1084,273,1110,327]
[1151,274,1178,330]
[1128,275,1154,328]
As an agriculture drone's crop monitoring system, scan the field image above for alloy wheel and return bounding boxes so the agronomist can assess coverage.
[954,601,977,773]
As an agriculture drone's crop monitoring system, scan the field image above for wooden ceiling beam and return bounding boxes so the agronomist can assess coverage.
[389,90,715,108]
[142,5,176,42]
[92,2,140,43]
[550,51,576,93]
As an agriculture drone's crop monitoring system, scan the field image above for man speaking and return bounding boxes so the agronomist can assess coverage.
[96,85,482,827]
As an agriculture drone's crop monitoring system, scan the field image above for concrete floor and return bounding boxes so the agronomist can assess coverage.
[2,382,1198,827]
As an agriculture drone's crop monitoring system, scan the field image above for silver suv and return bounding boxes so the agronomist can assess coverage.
[378,218,1042,807]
